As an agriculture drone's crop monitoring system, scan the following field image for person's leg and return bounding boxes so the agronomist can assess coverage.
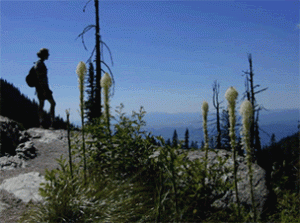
[38,99,45,128]
[48,96,56,128]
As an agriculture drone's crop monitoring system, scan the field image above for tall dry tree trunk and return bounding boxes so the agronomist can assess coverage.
[213,80,222,149]
[248,54,255,152]
[95,0,102,118]
[243,54,267,161]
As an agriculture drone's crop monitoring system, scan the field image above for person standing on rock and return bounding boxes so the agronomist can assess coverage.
[35,48,56,129]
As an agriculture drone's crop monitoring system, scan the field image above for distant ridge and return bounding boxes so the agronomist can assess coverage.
[143,109,299,147]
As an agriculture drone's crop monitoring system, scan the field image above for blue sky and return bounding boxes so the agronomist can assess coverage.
[1,1,299,125]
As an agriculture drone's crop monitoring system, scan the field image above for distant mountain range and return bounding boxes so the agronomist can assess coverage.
[72,108,298,147]
[142,109,299,147]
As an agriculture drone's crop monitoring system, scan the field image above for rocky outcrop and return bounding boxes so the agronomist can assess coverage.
[1,116,25,156]
[186,149,269,218]
[0,172,47,203]
[26,128,67,143]
[0,116,37,170]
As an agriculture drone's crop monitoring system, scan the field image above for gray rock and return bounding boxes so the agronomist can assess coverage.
[0,116,23,156]
[0,172,47,203]
[0,116,37,169]
[26,128,67,143]
[186,149,269,217]
[15,141,37,160]
[0,201,9,213]
[0,155,26,170]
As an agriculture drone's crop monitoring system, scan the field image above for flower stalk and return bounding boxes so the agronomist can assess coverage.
[240,100,257,221]
[225,86,241,216]
[76,61,87,184]
[66,109,73,179]
[100,72,112,138]
[202,101,209,188]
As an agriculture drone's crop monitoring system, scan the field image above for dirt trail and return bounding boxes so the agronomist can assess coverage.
[0,128,74,223]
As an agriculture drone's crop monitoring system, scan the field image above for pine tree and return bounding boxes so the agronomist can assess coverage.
[194,141,199,149]
[190,141,195,149]
[220,109,231,151]
[269,133,276,147]
[172,130,178,147]
[166,138,171,146]
[184,128,189,149]
[200,141,204,149]
[84,62,96,124]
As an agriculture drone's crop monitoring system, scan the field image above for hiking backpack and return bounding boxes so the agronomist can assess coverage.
[26,66,37,87]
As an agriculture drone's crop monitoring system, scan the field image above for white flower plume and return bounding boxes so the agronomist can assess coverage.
[76,61,87,79]
[225,86,238,103]
[202,101,209,115]
[101,72,112,89]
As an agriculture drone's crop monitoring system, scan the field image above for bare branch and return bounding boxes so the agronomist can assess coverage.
[100,40,114,66]
[83,0,92,12]
[254,87,268,94]
[86,47,96,64]
[76,25,96,51]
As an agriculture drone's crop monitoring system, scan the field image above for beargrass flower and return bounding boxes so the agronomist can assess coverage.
[101,72,112,89]
[225,86,241,216]
[76,61,87,109]
[101,72,112,138]
[225,87,238,146]
[240,100,257,220]
[240,100,252,151]
[202,101,209,150]
[202,101,209,187]
[76,61,87,183]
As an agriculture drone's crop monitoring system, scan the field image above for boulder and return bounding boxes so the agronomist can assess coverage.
[0,116,31,156]
[15,141,36,160]
[0,172,47,203]
[26,128,67,143]
[0,116,22,156]
[186,149,269,217]
[0,155,26,170]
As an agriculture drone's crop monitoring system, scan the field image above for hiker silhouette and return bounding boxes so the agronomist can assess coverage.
[34,48,56,129]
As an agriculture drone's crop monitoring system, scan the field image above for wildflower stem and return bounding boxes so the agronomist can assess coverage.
[202,101,209,185]
[66,109,73,179]
[225,87,241,217]
[77,61,87,184]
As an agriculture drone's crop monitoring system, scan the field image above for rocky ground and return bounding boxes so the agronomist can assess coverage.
[0,117,270,222]
[0,127,71,223]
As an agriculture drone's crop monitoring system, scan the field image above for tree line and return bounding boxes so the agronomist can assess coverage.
[0,78,72,129]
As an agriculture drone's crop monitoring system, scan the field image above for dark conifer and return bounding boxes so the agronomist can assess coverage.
[172,130,178,147]
[85,62,96,124]
[184,128,189,149]
[166,138,171,146]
